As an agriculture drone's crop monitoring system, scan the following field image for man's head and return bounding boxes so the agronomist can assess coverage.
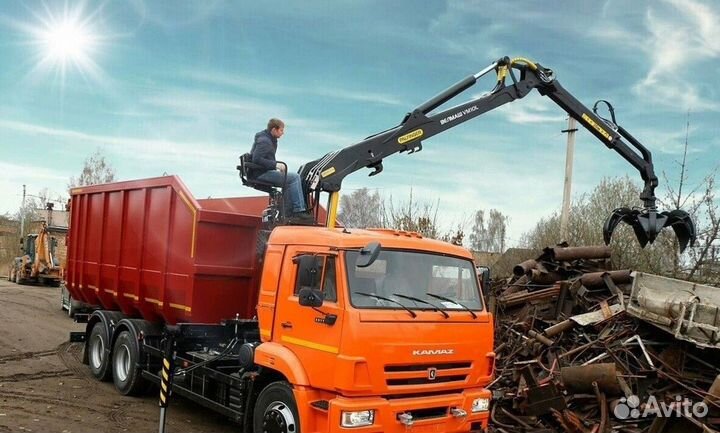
[267,118,285,139]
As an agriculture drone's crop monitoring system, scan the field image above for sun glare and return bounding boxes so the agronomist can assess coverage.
[22,3,106,86]
[42,19,93,62]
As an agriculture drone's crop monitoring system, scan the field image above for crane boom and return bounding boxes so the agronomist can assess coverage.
[294,57,696,251]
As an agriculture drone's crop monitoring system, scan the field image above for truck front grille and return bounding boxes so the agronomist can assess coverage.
[384,361,472,388]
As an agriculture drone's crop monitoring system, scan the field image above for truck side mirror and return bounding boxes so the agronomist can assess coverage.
[293,254,322,288]
[356,242,381,268]
[477,266,490,291]
[298,287,324,307]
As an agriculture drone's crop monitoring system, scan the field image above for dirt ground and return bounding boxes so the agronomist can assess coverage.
[0,279,240,433]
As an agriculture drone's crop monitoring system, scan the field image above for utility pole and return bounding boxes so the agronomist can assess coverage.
[20,184,26,238]
[560,117,578,241]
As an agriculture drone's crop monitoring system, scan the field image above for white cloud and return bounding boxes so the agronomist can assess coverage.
[127,0,227,29]
[596,0,720,112]
[182,70,404,106]
[472,92,567,125]
[0,119,229,162]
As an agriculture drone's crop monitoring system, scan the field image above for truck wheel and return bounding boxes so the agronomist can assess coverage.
[67,297,76,318]
[112,330,147,395]
[253,381,300,433]
[88,322,112,381]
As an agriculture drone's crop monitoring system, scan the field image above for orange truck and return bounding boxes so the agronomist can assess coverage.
[65,176,495,433]
[65,55,688,433]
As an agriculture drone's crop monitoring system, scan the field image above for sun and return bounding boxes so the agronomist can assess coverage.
[41,19,94,63]
[21,2,106,86]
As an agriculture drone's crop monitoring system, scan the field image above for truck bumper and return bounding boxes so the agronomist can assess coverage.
[296,387,490,433]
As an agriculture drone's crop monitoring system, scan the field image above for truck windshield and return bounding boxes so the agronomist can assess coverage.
[345,250,483,311]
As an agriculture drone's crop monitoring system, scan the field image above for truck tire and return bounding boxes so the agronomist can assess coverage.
[67,297,76,318]
[88,322,112,381]
[111,330,148,395]
[253,381,301,433]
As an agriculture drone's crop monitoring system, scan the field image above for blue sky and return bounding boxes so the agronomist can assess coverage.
[0,0,718,244]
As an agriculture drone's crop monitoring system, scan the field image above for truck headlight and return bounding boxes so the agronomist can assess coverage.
[472,398,490,413]
[341,410,375,428]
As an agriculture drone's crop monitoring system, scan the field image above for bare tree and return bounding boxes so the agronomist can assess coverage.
[469,209,509,253]
[68,149,116,189]
[381,189,441,239]
[338,188,382,228]
[441,224,465,246]
[660,112,720,284]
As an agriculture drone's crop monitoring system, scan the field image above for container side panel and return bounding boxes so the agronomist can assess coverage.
[118,188,153,318]
[66,176,266,324]
[102,190,136,316]
[140,187,172,321]
[164,188,195,322]
[191,218,260,321]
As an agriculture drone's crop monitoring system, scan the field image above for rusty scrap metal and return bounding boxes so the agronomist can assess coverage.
[521,365,566,416]
[488,244,720,433]
[544,319,575,338]
[513,259,538,277]
[529,269,564,285]
[560,363,623,396]
[580,269,633,287]
[498,286,561,307]
[543,245,612,261]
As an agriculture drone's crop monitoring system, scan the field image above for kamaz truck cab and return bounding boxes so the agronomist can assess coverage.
[255,226,494,431]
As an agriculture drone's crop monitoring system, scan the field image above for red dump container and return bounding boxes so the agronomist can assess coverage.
[65,176,270,324]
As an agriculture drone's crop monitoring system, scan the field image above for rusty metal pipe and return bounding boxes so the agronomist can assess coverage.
[529,269,563,285]
[580,270,632,287]
[513,259,537,277]
[560,363,622,396]
[544,319,575,337]
[547,245,611,261]
[527,330,554,346]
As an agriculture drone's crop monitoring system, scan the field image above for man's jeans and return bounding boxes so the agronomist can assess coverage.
[255,170,306,213]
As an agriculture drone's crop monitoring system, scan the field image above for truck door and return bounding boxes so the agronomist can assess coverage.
[273,248,343,388]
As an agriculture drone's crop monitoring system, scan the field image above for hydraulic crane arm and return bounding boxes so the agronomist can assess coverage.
[298,57,696,251]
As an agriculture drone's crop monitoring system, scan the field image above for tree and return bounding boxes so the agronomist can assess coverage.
[441,224,465,246]
[381,189,441,239]
[469,209,509,253]
[522,176,678,273]
[338,188,382,228]
[659,112,720,284]
[68,149,116,189]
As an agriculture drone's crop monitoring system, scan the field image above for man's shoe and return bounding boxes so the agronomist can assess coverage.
[289,210,315,225]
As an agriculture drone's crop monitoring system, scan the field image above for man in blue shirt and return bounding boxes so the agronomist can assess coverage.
[249,118,311,220]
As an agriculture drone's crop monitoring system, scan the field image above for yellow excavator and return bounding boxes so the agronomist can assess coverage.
[8,222,65,286]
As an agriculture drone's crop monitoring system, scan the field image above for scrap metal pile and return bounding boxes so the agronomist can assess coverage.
[487,245,720,433]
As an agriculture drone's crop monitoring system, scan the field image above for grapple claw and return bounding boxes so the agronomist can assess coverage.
[602,207,635,245]
[660,209,696,252]
[603,207,696,252]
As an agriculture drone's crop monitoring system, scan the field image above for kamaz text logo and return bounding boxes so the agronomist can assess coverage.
[412,349,454,356]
